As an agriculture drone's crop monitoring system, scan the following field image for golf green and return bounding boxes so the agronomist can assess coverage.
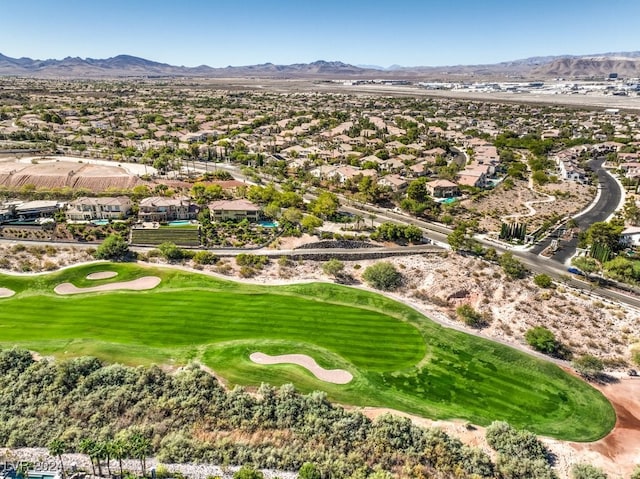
[0,262,615,441]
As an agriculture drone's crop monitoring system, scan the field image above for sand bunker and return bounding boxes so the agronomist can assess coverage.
[54,276,161,295]
[86,271,118,280]
[250,352,353,384]
[0,288,16,298]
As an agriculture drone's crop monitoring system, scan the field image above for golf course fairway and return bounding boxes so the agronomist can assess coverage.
[0,262,615,441]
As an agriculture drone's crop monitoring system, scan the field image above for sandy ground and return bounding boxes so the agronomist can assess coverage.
[17,155,158,176]
[54,276,161,295]
[0,287,15,298]
[250,352,353,384]
[460,179,594,233]
[86,271,118,280]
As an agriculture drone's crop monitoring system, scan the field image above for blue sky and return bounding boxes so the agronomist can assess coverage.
[1,0,638,67]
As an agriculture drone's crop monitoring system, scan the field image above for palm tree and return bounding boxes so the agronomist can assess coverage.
[48,439,66,479]
[110,438,129,479]
[130,433,151,476]
[78,439,97,476]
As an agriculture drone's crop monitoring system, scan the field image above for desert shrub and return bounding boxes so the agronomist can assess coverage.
[158,242,188,261]
[455,304,486,328]
[193,251,219,265]
[499,252,527,279]
[362,262,402,291]
[525,326,557,355]
[572,354,604,379]
[236,254,269,269]
[571,463,607,479]
[485,421,549,462]
[322,258,345,278]
[533,274,553,288]
[94,234,130,261]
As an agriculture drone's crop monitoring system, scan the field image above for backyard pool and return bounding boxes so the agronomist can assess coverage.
[91,219,110,226]
[167,220,195,227]
[258,220,278,228]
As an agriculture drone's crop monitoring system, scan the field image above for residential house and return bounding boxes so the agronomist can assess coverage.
[14,200,62,220]
[66,196,132,221]
[378,174,408,191]
[620,226,640,247]
[426,179,459,198]
[208,199,261,222]
[138,197,197,222]
[457,169,488,188]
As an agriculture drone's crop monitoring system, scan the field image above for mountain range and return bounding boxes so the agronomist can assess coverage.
[1,52,640,80]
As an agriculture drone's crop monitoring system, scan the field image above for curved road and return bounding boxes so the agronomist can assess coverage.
[529,158,622,263]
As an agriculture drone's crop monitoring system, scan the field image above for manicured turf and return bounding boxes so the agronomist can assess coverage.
[0,262,615,441]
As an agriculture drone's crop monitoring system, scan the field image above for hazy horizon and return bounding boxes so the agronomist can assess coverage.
[1,0,639,68]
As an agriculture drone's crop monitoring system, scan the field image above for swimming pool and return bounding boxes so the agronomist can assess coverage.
[91,219,110,226]
[167,220,194,226]
[258,220,278,228]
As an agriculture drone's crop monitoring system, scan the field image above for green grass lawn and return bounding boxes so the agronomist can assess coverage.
[0,262,615,441]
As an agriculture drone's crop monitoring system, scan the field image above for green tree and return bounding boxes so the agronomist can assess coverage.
[571,463,608,479]
[631,465,640,479]
[129,431,152,476]
[499,252,527,279]
[94,234,130,261]
[310,191,340,218]
[406,178,428,202]
[78,438,97,476]
[301,214,323,233]
[110,437,130,479]
[233,466,264,479]
[298,463,321,479]
[525,326,558,355]
[157,242,185,261]
[584,221,624,253]
[48,438,66,478]
[572,355,604,379]
[362,262,402,291]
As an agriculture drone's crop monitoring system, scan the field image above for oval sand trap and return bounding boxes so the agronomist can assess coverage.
[55,276,161,295]
[0,287,16,298]
[86,271,118,280]
[250,352,353,384]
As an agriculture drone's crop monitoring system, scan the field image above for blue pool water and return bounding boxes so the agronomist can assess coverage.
[91,219,110,226]
[258,220,278,228]
[438,197,457,204]
[167,220,194,226]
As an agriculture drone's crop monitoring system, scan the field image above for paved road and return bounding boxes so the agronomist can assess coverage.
[530,159,623,263]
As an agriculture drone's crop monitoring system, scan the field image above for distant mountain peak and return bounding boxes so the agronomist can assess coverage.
[0,51,639,79]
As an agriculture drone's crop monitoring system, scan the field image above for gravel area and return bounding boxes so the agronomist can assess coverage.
[0,448,296,479]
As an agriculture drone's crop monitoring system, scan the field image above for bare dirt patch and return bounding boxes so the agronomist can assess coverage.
[250,352,353,384]
[86,271,118,280]
[54,276,161,295]
[0,287,15,298]
[459,179,595,233]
